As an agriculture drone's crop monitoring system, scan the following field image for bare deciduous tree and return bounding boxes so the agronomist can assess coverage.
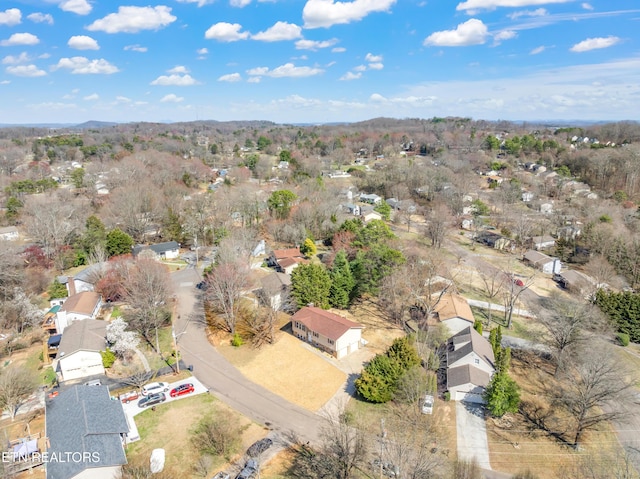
[555,340,637,448]
[479,269,506,326]
[0,365,38,420]
[204,260,252,334]
[122,259,172,353]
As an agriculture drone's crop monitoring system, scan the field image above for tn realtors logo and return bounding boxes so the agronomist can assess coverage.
[3,451,101,463]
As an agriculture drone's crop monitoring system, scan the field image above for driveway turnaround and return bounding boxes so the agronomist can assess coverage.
[171,267,323,445]
[456,401,491,469]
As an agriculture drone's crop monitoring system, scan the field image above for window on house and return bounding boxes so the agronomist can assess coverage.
[328,339,334,345]
[474,358,480,365]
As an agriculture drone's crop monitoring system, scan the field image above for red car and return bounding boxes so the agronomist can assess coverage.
[170,383,195,398]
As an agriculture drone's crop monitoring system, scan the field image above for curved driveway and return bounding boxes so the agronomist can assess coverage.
[171,267,322,444]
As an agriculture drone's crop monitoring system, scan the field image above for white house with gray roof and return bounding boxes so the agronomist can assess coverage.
[45,385,129,479]
[446,326,495,403]
[55,319,106,382]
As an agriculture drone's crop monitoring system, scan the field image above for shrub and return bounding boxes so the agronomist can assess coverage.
[191,414,242,460]
[101,348,116,368]
[617,332,630,347]
[231,333,244,347]
[444,391,451,401]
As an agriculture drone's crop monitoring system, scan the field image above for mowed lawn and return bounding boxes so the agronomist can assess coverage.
[218,332,346,411]
[127,393,267,478]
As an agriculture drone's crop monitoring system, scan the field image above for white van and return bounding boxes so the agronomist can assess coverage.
[142,382,169,396]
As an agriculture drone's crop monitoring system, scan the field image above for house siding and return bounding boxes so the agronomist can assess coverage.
[291,320,361,358]
[59,350,105,381]
[448,351,494,375]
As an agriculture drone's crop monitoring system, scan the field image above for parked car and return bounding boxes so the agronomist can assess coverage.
[170,383,195,398]
[235,459,258,479]
[119,390,140,404]
[246,437,272,457]
[83,379,101,387]
[421,394,434,415]
[142,382,169,396]
[137,392,166,408]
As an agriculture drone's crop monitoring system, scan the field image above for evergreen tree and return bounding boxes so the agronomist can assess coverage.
[329,250,355,309]
[290,263,332,309]
[48,278,68,299]
[82,215,107,254]
[105,228,134,257]
[299,238,317,258]
[484,371,520,417]
[489,326,502,360]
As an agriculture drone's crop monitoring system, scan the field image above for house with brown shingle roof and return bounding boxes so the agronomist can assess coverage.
[268,247,307,274]
[446,326,495,403]
[433,292,475,335]
[55,292,102,334]
[291,306,364,359]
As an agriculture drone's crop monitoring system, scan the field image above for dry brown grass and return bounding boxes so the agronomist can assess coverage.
[1,410,46,479]
[486,350,626,478]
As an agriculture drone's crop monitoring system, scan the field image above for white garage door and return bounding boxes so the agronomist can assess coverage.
[455,391,485,404]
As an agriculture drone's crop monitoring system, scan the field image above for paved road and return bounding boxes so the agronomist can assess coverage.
[171,267,323,445]
[456,401,491,469]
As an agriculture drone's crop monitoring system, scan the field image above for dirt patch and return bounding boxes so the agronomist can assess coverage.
[218,330,346,411]
[0,409,46,479]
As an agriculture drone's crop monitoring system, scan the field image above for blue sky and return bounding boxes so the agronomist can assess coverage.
[1,0,639,124]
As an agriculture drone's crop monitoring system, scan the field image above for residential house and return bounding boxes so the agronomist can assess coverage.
[521,191,534,202]
[539,202,554,214]
[268,248,307,274]
[291,306,364,359]
[433,293,476,335]
[555,269,596,297]
[55,292,102,334]
[446,326,495,403]
[360,206,382,223]
[475,231,513,251]
[132,241,180,260]
[523,250,562,274]
[342,203,361,216]
[59,262,107,296]
[528,235,556,251]
[55,319,106,382]
[46,385,129,479]
[557,224,582,241]
[359,193,382,205]
[0,226,19,241]
[259,272,291,311]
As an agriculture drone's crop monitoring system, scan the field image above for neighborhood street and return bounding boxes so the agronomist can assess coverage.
[171,267,323,445]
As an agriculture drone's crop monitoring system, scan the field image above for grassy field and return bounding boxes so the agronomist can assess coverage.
[126,392,268,478]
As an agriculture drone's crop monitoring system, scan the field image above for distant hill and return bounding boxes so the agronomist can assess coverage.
[74,120,119,129]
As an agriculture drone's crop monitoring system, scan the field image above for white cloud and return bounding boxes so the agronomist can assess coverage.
[332,46,346,52]
[83,93,99,100]
[39,53,51,59]
[116,96,131,103]
[68,35,99,50]
[160,93,184,102]
[424,19,488,46]
[218,73,242,82]
[6,64,46,77]
[27,101,77,110]
[205,23,249,42]
[303,0,396,28]
[340,71,361,80]
[59,0,92,15]
[365,53,382,62]
[197,48,209,55]
[530,45,545,54]
[168,65,189,74]
[124,44,147,52]
[295,38,338,50]
[87,6,176,33]
[570,36,620,52]
[252,22,302,42]
[0,8,21,26]
[230,0,252,7]
[493,30,517,45]
[582,2,593,10]
[456,0,571,12]
[247,76,261,83]
[0,80,10,84]
[2,52,30,65]
[0,33,40,46]
[150,74,199,86]
[247,63,324,78]
[27,12,54,24]
[176,0,215,6]
[368,62,384,70]
[53,57,119,74]
[353,64,366,71]
[508,7,546,19]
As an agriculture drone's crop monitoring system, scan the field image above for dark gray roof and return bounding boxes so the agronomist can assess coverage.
[57,319,106,358]
[74,262,107,283]
[132,241,179,256]
[260,272,291,293]
[447,326,495,369]
[46,385,129,479]
[447,364,491,389]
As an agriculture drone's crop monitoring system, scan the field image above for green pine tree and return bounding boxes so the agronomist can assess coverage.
[329,251,355,309]
[484,371,520,417]
[290,263,332,309]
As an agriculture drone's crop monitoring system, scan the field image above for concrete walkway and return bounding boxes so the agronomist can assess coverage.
[456,401,491,469]
[132,347,151,372]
